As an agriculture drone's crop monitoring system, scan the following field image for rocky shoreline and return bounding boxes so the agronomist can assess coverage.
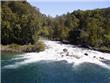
[1,43,110,54]
[1,38,110,54]
[60,40,110,53]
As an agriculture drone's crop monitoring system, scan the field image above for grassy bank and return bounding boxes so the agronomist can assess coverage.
[94,47,110,53]
[1,41,45,53]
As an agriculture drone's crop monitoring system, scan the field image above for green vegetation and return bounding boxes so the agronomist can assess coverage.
[8,44,20,49]
[1,41,45,52]
[25,41,45,52]
[1,1,110,52]
[1,1,43,45]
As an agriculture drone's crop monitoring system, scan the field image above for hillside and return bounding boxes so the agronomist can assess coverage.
[1,1,110,52]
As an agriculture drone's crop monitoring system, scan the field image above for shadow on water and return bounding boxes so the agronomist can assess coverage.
[1,51,25,67]
[102,60,110,65]
[1,51,20,60]
[1,60,110,83]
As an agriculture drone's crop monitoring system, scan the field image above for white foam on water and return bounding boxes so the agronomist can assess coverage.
[3,39,110,69]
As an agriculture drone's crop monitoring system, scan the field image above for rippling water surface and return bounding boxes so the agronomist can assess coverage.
[1,40,110,83]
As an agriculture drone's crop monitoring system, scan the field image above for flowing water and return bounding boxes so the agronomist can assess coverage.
[1,40,110,83]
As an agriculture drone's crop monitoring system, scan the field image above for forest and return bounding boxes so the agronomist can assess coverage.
[1,1,110,52]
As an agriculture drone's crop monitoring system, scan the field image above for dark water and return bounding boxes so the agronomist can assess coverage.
[1,52,110,83]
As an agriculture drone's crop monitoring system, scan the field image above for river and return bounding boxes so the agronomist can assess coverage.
[1,40,110,83]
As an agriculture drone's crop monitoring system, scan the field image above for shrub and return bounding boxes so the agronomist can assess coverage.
[33,41,45,52]
[8,44,20,49]
[24,44,33,52]
[24,41,45,52]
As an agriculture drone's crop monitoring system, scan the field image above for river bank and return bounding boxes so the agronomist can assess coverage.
[1,40,110,54]
[2,40,110,70]
[60,40,110,53]
[1,41,45,53]
[1,44,26,53]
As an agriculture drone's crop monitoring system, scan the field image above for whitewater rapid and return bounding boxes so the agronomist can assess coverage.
[3,39,110,69]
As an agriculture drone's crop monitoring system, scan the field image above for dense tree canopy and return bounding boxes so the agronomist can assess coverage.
[1,1,110,51]
[1,1,44,44]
